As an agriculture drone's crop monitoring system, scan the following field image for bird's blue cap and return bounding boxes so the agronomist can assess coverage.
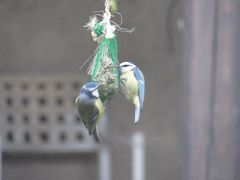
[83,82,98,90]
[80,82,99,96]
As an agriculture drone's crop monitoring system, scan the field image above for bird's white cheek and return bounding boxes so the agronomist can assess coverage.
[92,90,99,97]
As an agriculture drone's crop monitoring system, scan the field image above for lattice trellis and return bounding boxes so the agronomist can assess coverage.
[0,74,101,153]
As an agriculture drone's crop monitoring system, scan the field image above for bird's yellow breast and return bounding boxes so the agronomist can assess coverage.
[120,71,138,103]
[95,99,104,123]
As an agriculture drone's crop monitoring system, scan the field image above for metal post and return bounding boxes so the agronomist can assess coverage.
[132,132,145,180]
[184,0,239,180]
[208,1,238,180]
[183,0,216,180]
[99,145,111,180]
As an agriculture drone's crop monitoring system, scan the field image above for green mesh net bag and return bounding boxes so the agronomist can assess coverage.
[85,14,119,103]
[84,0,134,103]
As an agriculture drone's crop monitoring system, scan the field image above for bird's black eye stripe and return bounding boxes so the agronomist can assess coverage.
[80,88,86,94]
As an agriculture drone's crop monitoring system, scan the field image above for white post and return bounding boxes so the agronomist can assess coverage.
[99,145,111,180]
[132,132,145,180]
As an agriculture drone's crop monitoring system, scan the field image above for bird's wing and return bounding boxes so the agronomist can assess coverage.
[78,103,100,135]
[83,115,98,135]
[133,67,145,109]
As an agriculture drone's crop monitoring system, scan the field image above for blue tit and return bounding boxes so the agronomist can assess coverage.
[75,82,104,142]
[119,62,145,124]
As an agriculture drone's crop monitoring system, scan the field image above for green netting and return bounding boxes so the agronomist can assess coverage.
[93,22,105,37]
[90,36,119,102]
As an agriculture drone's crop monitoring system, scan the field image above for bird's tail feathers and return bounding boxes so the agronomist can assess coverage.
[135,102,141,125]
[92,126,101,143]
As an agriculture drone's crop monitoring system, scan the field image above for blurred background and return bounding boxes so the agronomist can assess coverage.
[0,0,239,180]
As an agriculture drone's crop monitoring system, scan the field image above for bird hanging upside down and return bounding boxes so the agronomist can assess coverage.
[75,82,104,142]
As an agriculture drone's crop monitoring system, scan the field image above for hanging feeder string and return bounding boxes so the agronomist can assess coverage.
[103,0,116,39]
[104,0,135,34]
[104,0,111,25]
[79,0,134,71]
[105,0,111,17]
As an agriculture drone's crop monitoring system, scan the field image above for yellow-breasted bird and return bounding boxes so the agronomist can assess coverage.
[119,62,145,124]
